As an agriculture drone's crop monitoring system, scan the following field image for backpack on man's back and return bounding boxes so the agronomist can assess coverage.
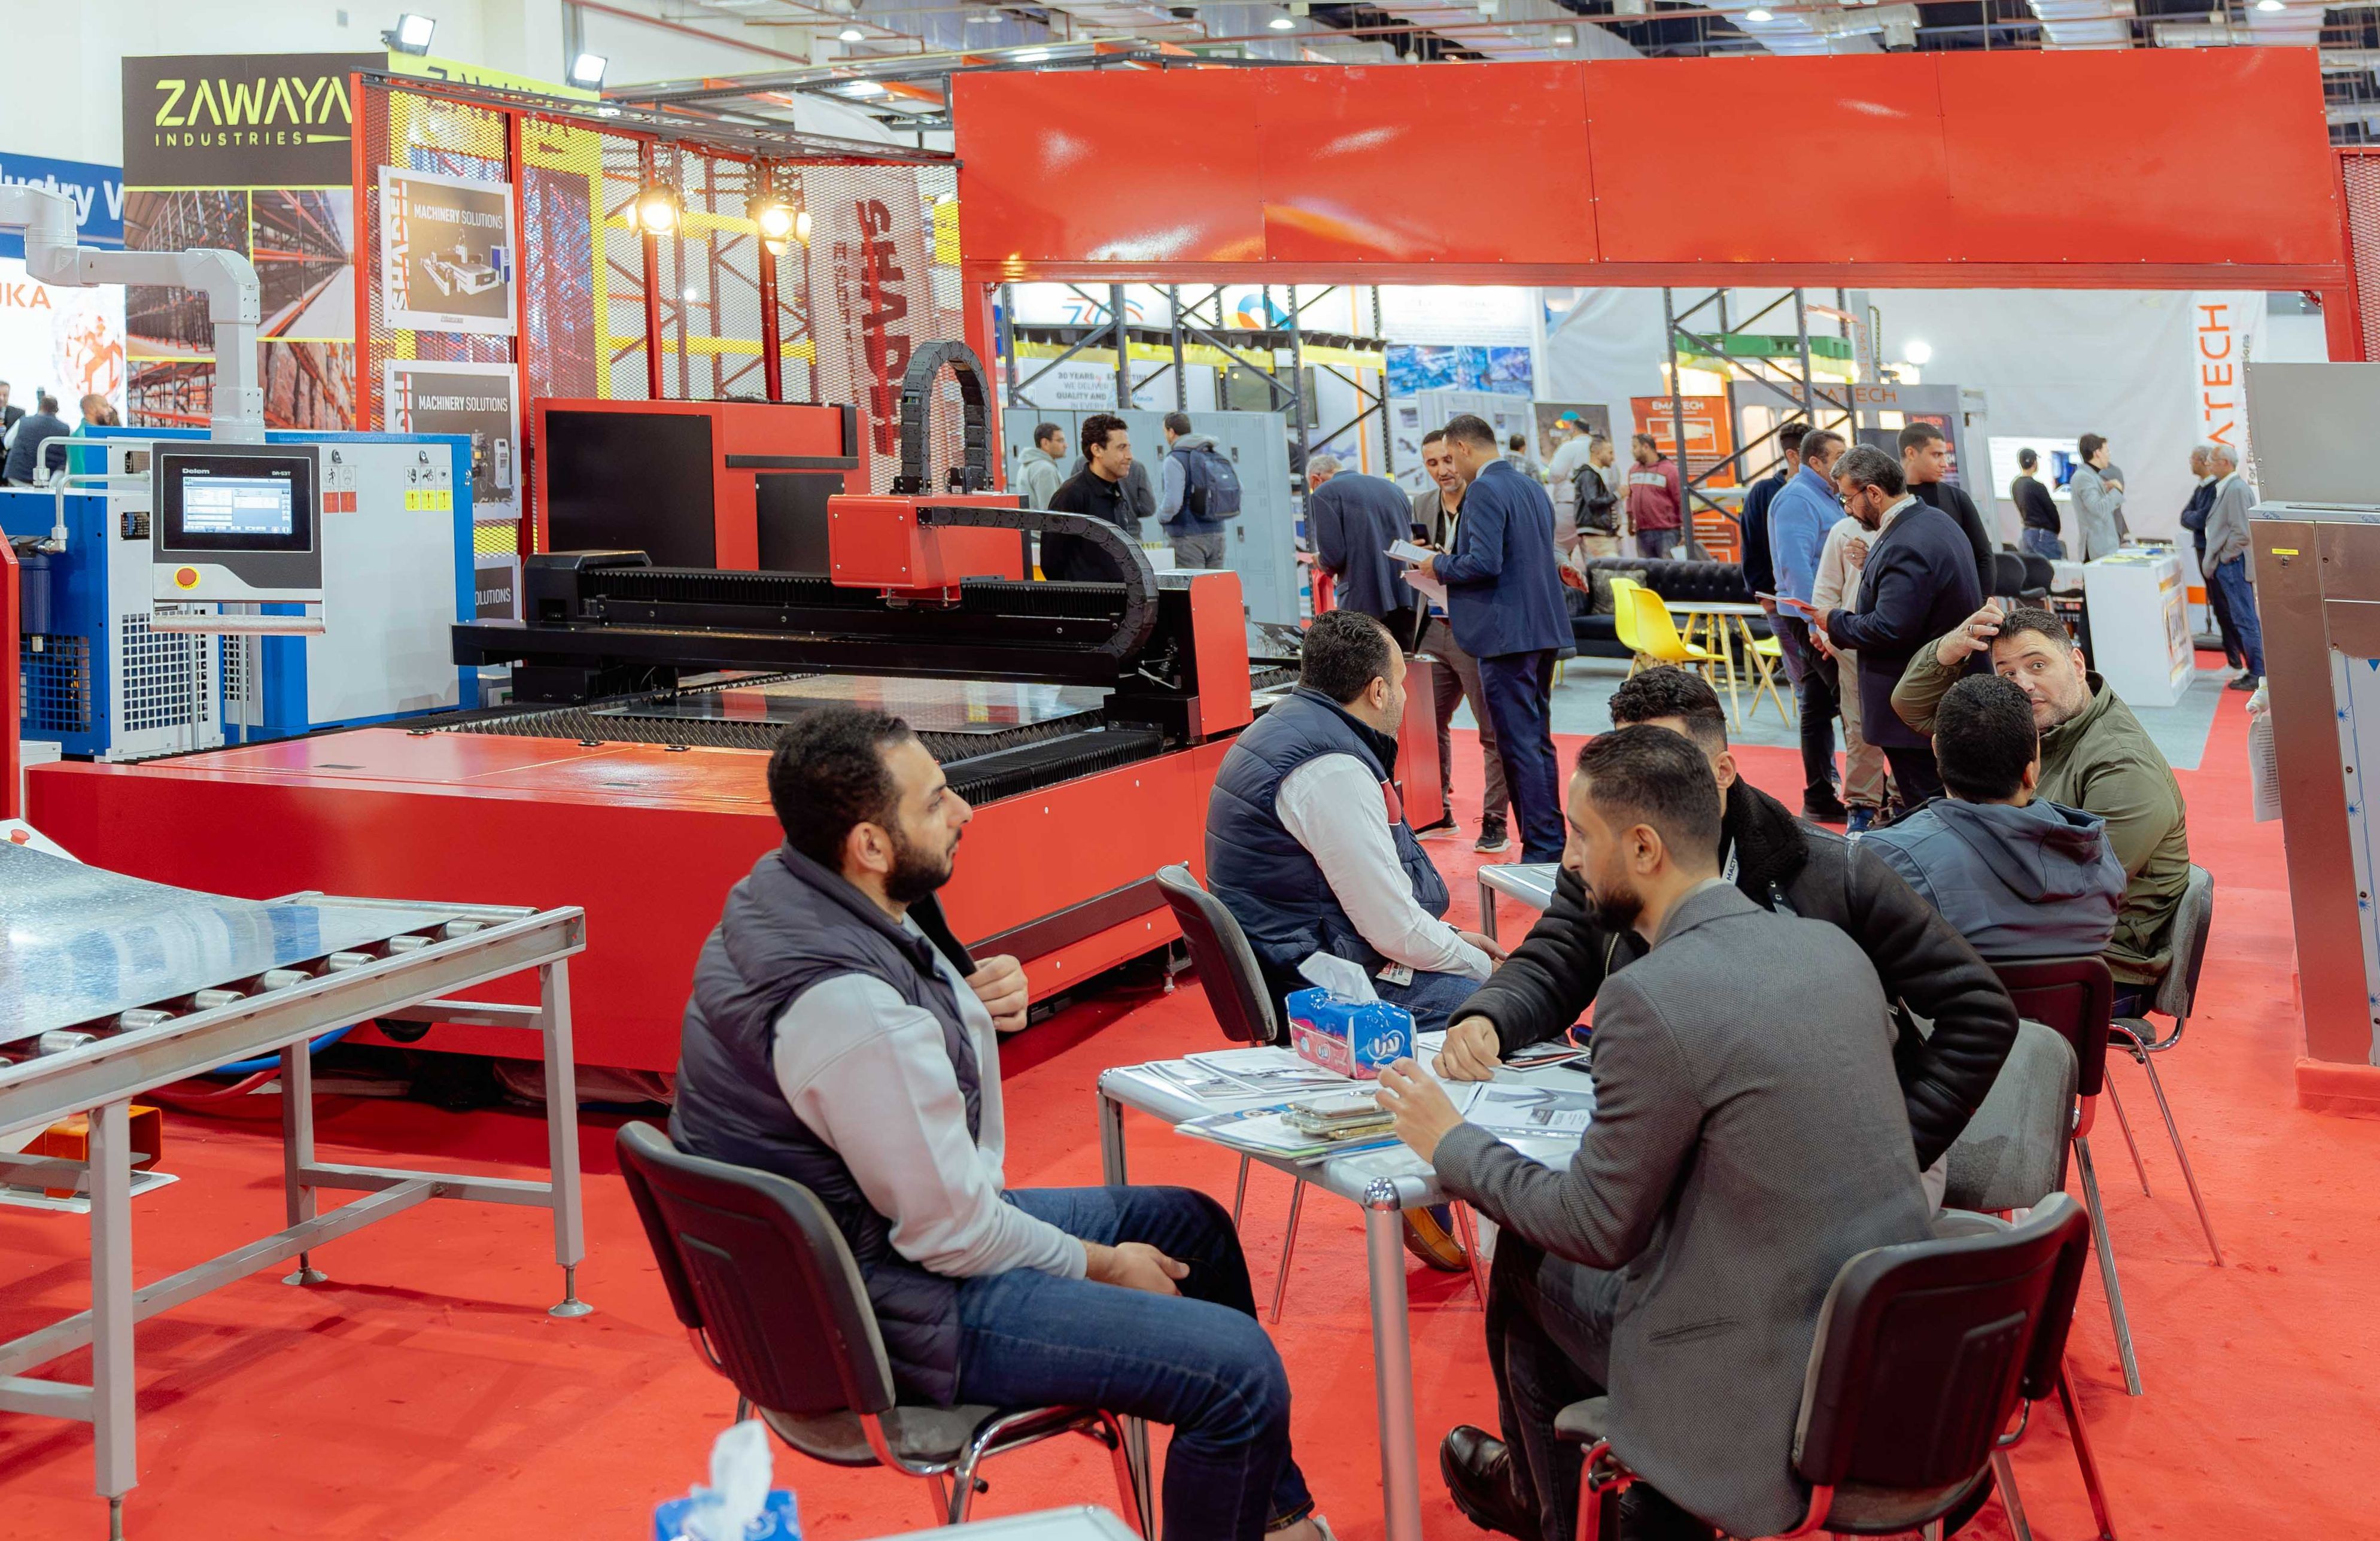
[1176,444,1243,521]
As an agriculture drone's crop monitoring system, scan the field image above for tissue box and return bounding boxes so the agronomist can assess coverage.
[1284,986,1415,1080]
[653,1489,800,1541]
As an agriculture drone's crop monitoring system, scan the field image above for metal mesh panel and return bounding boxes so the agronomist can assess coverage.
[2344,153,2380,363]
[117,611,212,734]
[20,634,91,735]
[353,78,966,534]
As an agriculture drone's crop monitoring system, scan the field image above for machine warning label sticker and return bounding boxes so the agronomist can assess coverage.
[174,566,199,589]
[402,490,454,512]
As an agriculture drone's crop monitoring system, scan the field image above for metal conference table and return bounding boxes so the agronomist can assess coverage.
[1476,861,1563,945]
[1096,1057,1579,1541]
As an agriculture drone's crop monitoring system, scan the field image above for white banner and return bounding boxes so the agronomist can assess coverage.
[0,256,125,417]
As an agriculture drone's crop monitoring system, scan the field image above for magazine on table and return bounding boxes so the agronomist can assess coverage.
[1177,1102,1402,1165]
[1182,1046,1355,1096]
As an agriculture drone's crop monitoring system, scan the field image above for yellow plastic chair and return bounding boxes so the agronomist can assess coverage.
[1749,633,1797,725]
[1625,586,1722,683]
[1606,576,1653,676]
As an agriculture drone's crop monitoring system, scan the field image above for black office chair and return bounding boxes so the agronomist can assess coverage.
[1992,956,2142,1396]
[2111,863,2221,1265]
[1992,551,2030,600]
[1155,863,1317,1320]
[616,1123,1148,1532]
[2020,552,2056,595]
[1562,1194,2113,1541]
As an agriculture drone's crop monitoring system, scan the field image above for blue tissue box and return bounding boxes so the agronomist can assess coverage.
[1284,986,1414,1079]
[653,1489,800,1541]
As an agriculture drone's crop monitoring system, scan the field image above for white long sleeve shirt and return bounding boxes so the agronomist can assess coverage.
[1811,513,1868,616]
[1275,753,1493,981]
[770,917,1085,1281]
[1545,434,1595,511]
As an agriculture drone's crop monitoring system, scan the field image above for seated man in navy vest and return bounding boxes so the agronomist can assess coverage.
[672,708,1326,1541]
[1208,608,1508,1032]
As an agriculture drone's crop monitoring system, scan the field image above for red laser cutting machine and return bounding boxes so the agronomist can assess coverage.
[31,344,1265,1071]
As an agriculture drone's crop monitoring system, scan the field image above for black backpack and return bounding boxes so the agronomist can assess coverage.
[1177,445,1244,521]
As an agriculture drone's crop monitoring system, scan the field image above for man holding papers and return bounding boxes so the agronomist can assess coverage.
[1376,727,1935,1541]
[673,707,1327,1541]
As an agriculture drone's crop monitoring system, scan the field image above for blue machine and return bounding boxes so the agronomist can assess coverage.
[5,427,477,759]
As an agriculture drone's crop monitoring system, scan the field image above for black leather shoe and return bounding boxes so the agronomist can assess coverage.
[1440,1425,1535,1539]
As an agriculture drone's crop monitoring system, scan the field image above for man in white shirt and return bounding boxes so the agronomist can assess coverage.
[1206,608,1507,1029]
[1544,415,1595,561]
[1810,510,1889,831]
[672,708,1326,1541]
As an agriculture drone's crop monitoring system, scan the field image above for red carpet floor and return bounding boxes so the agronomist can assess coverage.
[5,663,2376,1539]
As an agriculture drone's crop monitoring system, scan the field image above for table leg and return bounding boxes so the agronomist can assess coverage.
[540,960,592,1318]
[1477,872,1498,944]
[1099,1086,1154,1533]
[1714,613,1744,725]
[279,1042,327,1286]
[1364,1182,1424,1541]
[90,1099,135,1530]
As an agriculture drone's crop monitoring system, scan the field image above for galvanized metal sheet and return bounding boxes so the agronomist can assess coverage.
[0,844,450,1045]
[600,675,1108,735]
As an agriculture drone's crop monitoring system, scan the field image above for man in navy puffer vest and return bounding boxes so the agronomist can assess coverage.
[1208,609,1506,1031]
[674,708,1326,1541]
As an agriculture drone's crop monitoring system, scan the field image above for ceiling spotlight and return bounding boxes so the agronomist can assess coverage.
[631,184,681,235]
[796,209,813,244]
[566,52,608,90]
[1269,14,1297,26]
[1553,23,1577,43]
[385,12,437,53]
[2254,0,2285,10]
[1014,47,1051,61]
[1744,7,1772,18]
[1903,338,1934,364]
[840,26,866,40]
[844,80,887,96]
[753,196,799,242]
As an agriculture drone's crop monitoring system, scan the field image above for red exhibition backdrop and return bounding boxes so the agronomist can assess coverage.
[954,49,2354,348]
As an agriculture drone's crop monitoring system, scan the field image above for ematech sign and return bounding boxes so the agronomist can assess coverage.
[123,53,379,190]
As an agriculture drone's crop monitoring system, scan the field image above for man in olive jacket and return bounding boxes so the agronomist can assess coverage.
[1436,667,2016,1172]
[1892,601,2190,1013]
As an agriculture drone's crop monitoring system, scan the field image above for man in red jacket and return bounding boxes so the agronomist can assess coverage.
[1624,433,1682,560]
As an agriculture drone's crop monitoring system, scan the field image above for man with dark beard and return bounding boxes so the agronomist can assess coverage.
[671,708,1329,1541]
[1376,728,1934,1541]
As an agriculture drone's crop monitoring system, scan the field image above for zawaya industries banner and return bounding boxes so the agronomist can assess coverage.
[123,53,378,191]
[378,168,516,336]
[383,358,518,520]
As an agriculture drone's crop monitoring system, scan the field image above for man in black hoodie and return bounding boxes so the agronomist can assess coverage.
[1433,665,2017,1534]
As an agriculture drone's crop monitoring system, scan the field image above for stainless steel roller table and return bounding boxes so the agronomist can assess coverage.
[0,841,590,1539]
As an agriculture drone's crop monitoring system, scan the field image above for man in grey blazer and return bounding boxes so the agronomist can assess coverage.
[1378,726,1935,1541]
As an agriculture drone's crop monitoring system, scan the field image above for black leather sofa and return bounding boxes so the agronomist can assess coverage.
[1570,557,1770,661]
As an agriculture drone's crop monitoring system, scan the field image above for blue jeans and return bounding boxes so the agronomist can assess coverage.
[2212,556,2265,677]
[2019,527,2065,561]
[1375,965,1485,1032]
[956,1187,1312,1540]
[1478,649,1566,863]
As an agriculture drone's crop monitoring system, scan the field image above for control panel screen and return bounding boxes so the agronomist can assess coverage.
[156,449,317,555]
[182,475,295,537]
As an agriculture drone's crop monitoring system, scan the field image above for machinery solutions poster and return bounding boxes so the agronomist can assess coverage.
[377,167,516,336]
[382,358,518,522]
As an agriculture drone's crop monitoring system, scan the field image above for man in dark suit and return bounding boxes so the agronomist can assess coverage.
[1736,419,1804,608]
[1378,727,1934,1541]
[1901,421,1995,601]
[1803,443,1982,812]
[1307,454,1418,649]
[1412,430,1510,850]
[1414,413,1574,863]
[0,380,22,438]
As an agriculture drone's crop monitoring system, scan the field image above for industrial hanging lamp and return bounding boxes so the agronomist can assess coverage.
[630,183,682,235]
